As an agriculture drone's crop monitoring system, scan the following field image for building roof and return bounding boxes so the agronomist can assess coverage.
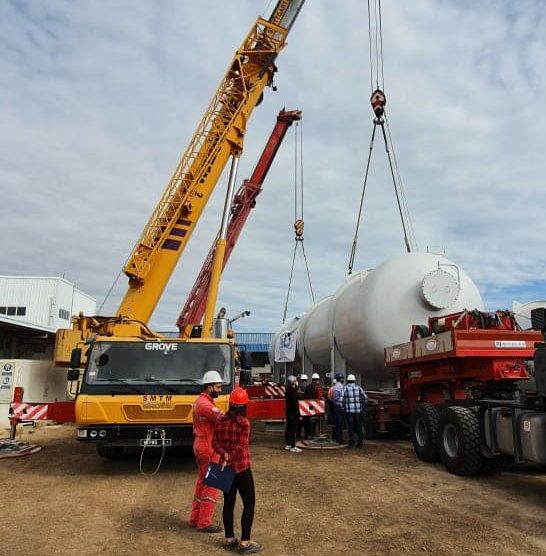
[0,275,95,302]
[0,315,55,336]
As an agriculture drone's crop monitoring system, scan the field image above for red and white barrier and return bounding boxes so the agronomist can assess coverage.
[9,403,49,421]
[298,399,325,416]
[265,384,285,398]
[9,401,75,424]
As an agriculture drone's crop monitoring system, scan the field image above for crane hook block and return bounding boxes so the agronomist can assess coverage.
[370,89,386,118]
[294,219,304,238]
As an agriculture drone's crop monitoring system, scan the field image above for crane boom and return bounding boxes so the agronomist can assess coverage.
[177,109,302,337]
[117,0,305,323]
[53,0,305,365]
[49,3,307,460]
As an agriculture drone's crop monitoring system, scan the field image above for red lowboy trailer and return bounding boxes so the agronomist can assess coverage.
[376,308,546,475]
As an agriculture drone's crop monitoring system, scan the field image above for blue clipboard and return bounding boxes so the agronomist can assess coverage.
[204,463,235,493]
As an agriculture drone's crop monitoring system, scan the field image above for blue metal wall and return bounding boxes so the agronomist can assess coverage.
[233,332,273,353]
[160,331,272,353]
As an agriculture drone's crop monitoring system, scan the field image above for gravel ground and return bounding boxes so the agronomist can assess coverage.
[1,423,545,556]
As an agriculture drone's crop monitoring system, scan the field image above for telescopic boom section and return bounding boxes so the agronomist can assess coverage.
[177,109,302,337]
[117,0,305,323]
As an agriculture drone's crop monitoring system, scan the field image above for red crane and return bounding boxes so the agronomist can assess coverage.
[177,108,302,337]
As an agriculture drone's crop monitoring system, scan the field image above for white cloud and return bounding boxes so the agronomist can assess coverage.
[1,0,545,334]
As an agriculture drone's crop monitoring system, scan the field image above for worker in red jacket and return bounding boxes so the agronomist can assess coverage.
[188,370,224,532]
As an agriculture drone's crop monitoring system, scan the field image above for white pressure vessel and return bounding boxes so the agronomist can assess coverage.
[270,252,485,387]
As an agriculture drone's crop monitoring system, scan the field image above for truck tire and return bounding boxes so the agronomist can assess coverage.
[96,444,124,459]
[438,406,482,475]
[469,407,505,476]
[411,403,441,462]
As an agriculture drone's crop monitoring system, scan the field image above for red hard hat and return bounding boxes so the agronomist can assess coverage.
[229,387,249,405]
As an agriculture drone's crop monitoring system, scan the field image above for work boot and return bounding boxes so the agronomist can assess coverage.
[197,524,222,533]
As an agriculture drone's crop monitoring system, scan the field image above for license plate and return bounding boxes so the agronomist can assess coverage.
[139,438,172,447]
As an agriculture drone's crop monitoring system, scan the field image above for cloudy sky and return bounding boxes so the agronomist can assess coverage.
[1,0,545,334]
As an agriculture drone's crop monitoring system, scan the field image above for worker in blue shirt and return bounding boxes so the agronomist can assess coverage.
[340,374,367,448]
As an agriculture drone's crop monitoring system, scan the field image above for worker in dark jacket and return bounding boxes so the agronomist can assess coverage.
[284,375,301,453]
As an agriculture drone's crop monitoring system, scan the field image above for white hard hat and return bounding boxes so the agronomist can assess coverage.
[300,374,308,380]
[201,370,223,385]
[311,373,320,380]
[287,375,297,384]
[347,374,356,381]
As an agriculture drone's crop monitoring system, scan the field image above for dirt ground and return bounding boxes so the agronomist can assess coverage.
[1,423,545,556]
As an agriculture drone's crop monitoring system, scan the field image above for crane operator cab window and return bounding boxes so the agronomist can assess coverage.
[81,341,233,395]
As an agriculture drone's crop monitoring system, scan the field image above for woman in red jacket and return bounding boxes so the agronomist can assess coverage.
[213,387,261,553]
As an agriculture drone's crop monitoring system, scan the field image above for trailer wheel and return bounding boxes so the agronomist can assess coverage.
[96,444,124,459]
[438,406,482,476]
[411,403,441,462]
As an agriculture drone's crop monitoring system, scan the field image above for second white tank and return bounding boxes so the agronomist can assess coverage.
[272,252,485,388]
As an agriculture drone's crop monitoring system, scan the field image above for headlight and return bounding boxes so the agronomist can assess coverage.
[99,430,107,438]
[77,429,87,438]
[89,430,98,438]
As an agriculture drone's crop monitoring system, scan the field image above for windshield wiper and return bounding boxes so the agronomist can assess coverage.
[140,376,185,394]
[144,377,203,384]
[93,378,146,395]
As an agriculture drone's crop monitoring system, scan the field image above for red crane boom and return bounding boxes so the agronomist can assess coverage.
[177,108,302,337]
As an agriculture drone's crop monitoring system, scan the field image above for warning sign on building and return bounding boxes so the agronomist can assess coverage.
[1,362,14,402]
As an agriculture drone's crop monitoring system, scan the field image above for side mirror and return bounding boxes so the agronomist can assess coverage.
[67,368,80,381]
[239,351,253,370]
[70,348,82,369]
[531,307,546,333]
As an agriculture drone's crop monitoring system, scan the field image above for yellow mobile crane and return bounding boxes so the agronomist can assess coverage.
[53,1,305,458]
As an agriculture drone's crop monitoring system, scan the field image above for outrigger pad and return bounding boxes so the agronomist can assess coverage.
[0,438,42,459]
[296,436,346,450]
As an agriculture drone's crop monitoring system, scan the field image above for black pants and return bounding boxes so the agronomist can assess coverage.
[285,416,298,447]
[223,468,255,541]
[301,416,312,438]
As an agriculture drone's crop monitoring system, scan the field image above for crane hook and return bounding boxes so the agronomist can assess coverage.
[294,219,304,240]
[370,88,386,120]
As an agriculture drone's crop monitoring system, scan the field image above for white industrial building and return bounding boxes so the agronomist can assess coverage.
[0,275,95,334]
[0,277,96,425]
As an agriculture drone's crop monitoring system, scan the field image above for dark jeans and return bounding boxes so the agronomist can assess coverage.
[285,416,298,447]
[223,468,255,542]
[334,407,345,443]
[327,401,336,439]
[345,412,363,447]
[301,416,312,438]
